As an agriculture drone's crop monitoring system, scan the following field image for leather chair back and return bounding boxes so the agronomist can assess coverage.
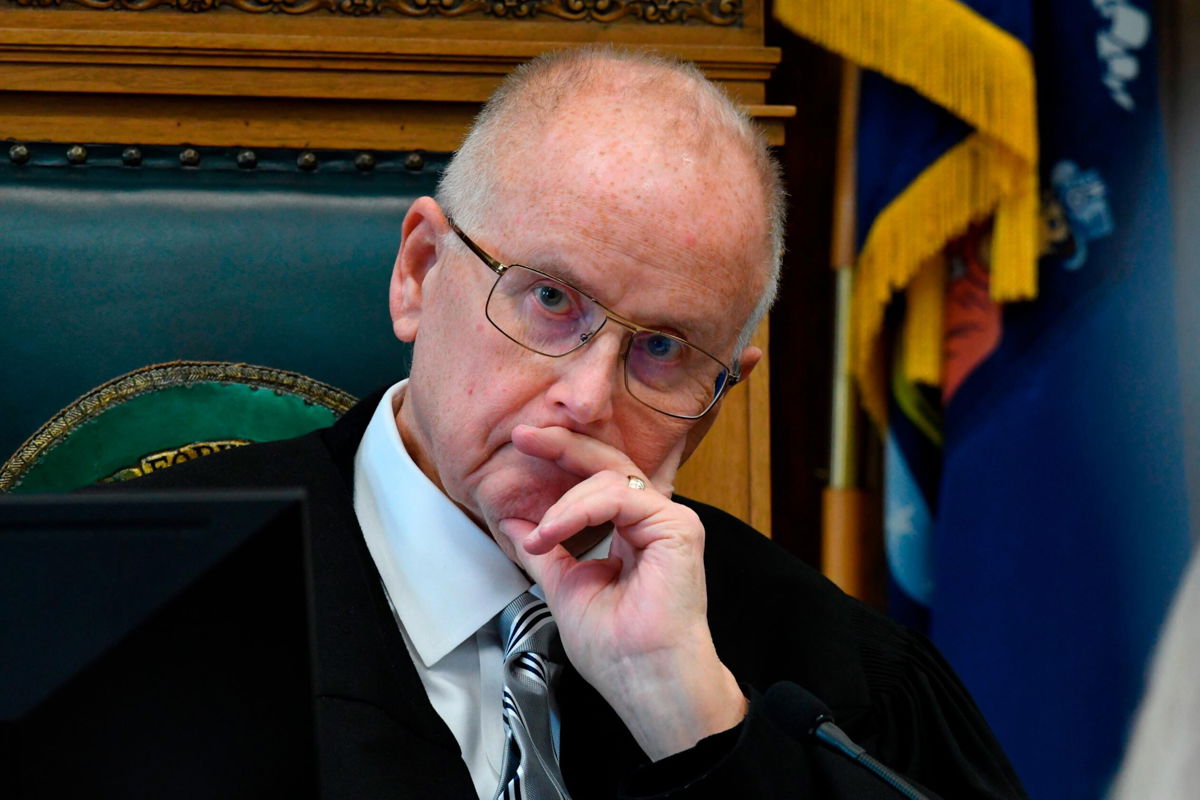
[2,144,442,462]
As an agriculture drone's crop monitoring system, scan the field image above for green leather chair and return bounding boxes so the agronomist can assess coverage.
[0,361,356,493]
[1,143,444,466]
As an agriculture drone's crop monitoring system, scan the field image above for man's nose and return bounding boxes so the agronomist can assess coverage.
[543,328,623,426]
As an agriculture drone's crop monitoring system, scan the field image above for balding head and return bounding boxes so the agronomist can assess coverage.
[390,47,780,544]
[437,47,784,352]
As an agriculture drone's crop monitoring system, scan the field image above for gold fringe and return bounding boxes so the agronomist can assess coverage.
[773,0,1036,163]
[851,133,1039,422]
[902,254,947,388]
[775,0,1040,424]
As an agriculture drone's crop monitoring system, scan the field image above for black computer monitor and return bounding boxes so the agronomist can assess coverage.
[0,490,317,799]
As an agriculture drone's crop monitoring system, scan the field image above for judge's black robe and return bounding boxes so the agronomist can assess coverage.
[87,390,1027,799]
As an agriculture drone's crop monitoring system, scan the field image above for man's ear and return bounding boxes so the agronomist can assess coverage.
[390,196,448,342]
[680,344,764,465]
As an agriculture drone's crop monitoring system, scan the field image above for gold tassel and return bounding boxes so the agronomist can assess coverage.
[775,0,1040,424]
[851,134,1037,421]
[773,0,1037,164]
[902,254,947,388]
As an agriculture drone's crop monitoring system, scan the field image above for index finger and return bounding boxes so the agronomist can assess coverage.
[649,435,687,497]
[510,425,686,496]
[510,425,634,478]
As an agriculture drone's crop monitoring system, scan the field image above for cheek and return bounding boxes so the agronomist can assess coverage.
[421,351,543,466]
[613,412,692,475]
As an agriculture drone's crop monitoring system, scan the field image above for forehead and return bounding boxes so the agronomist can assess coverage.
[484,103,768,349]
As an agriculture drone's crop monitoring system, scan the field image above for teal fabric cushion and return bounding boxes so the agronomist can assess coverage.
[2,361,357,493]
[0,145,445,461]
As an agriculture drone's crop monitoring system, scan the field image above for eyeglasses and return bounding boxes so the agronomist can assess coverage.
[448,218,740,420]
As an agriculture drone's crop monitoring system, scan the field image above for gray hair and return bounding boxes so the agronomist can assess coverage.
[436,45,785,358]
[1110,543,1200,800]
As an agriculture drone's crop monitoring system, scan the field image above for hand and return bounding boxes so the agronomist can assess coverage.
[496,425,748,761]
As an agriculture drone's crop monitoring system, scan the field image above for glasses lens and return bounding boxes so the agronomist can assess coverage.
[486,265,604,356]
[625,331,729,418]
[485,265,732,419]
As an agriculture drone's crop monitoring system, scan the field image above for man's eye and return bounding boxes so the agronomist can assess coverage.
[641,334,683,361]
[534,284,571,313]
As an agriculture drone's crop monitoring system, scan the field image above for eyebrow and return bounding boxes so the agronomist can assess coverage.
[514,251,605,302]
[523,257,726,351]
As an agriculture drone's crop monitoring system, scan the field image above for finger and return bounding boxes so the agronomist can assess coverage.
[497,517,575,590]
[496,516,536,542]
[511,425,642,481]
[529,470,644,549]
[528,471,679,553]
[498,518,625,603]
[648,435,687,496]
[549,556,624,611]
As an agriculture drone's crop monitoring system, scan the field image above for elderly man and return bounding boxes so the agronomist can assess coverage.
[115,47,1025,799]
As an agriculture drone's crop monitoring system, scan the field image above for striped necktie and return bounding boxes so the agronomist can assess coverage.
[493,592,572,800]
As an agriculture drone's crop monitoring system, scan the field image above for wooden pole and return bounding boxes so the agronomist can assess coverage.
[821,60,870,597]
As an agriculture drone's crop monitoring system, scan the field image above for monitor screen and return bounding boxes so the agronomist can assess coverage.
[0,490,317,799]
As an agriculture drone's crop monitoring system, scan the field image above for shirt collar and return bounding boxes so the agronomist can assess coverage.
[354,380,531,668]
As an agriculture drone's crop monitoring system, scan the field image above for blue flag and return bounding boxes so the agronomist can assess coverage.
[775,0,1192,796]
[932,3,1191,797]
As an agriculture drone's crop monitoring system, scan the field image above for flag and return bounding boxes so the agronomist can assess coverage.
[775,1,1192,797]
[933,3,1190,797]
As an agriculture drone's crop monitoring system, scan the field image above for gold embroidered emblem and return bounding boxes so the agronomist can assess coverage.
[102,439,252,483]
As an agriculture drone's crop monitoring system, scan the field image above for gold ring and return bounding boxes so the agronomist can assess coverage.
[627,475,646,491]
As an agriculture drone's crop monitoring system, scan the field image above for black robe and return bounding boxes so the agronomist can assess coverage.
[80,390,1027,799]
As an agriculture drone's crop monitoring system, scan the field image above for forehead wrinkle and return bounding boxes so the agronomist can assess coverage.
[493,205,759,356]
[566,207,761,342]
[518,236,734,355]
[512,150,763,276]
[508,251,607,304]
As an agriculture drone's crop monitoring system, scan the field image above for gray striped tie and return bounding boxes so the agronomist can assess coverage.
[493,592,572,800]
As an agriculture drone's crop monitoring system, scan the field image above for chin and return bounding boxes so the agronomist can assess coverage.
[477,455,582,528]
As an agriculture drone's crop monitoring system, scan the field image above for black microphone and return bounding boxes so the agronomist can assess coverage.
[764,682,936,800]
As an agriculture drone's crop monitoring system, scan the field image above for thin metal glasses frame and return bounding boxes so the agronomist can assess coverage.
[447,217,740,420]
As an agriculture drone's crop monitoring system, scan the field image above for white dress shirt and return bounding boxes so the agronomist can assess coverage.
[353,380,607,800]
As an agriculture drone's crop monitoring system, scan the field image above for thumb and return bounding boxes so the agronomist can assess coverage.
[497,517,573,592]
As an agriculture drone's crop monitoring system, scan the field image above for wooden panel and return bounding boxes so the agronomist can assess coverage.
[0,41,782,110]
[0,92,482,151]
[0,6,764,45]
[0,92,789,150]
[675,320,770,533]
[747,319,772,532]
[0,7,787,106]
[0,16,793,148]
[0,4,766,44]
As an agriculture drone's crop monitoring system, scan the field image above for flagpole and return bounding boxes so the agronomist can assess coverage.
[822,60,869,598]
